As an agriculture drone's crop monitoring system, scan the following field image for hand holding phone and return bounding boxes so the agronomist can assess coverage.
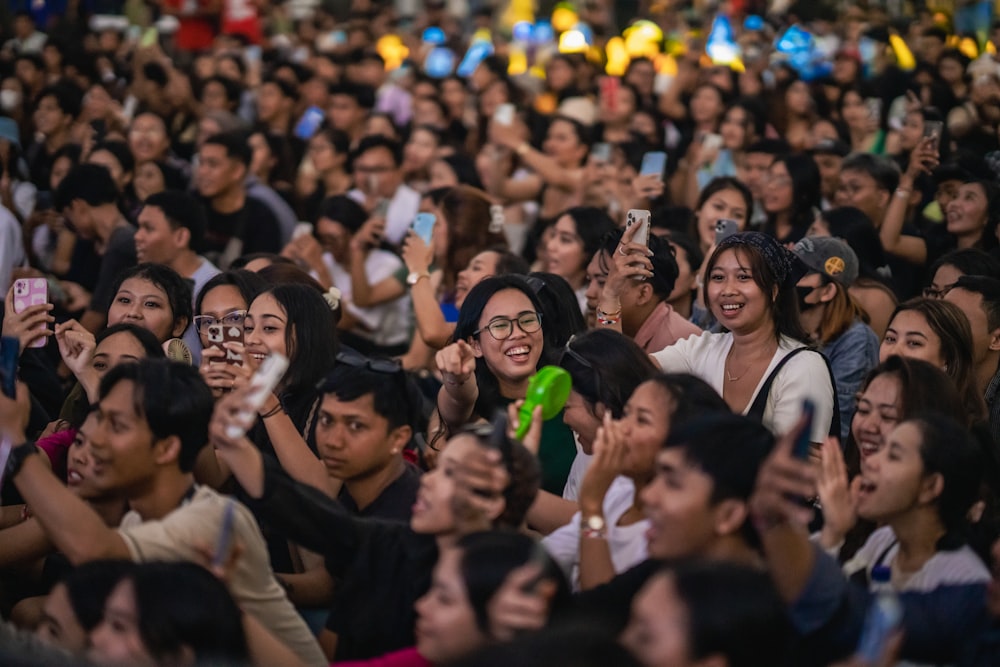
[714,219,739,245]
[494,103,516,126]
[625,209,651,247]
[411,213,437,245]
[792,399,816,461]
[639,152,667,179]
[923,120,943,154]
[225,354,289,439]
[12,278,49,348]
[206,324,244,366]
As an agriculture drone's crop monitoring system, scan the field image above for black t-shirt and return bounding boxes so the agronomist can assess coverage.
[201,196,282,260]
[90,225,138,314]
[337,461,422,521]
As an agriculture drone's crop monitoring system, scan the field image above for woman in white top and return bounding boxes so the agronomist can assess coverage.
[651,232,835,446]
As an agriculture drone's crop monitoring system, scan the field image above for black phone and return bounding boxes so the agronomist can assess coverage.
[793,399,815,460]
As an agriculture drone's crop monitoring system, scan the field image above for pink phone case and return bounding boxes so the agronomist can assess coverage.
[12,278,48,348]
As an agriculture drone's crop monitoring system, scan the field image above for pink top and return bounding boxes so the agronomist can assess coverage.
[35,428,76,482]
[334,647,431,667]
[634,301,702,353]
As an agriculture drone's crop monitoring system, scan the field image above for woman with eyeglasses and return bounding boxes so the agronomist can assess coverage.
[435,275,577,494]
[195,269,268,398]
[761,153,821,246]
[924,247,1000,300]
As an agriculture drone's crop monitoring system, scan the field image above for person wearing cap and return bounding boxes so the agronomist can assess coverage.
[793,236,879,442]
[808,138,850,210]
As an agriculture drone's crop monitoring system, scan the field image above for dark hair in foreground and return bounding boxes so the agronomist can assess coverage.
[98,360,215,472]
[62,560,135,633]
[559,329,657,417]
[109,263,193,342]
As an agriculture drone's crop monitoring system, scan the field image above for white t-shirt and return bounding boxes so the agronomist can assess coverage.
[117,486,326,667]
[562,433,589,502]
[347,183,422,246]
[651,332,835,443]
[542,476,648,591]
[0,204,24,294]
[321,249,412,348]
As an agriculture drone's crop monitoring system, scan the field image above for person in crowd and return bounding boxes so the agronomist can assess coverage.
[0,360,327,665]
[926,247,1000,299]
[689,176,753,257]
[651,232,836,446]
[588,227,701,351]
[945,276,1000,443]
[761,153,822,245]
[103,263,192,346]
[792,236,879,441]
[297,125,353,223]
[53,163,136,333]
[544,206,616,313]
[196,130,283,268]
[347,134,421,246]
[134,191,221,361]
[27,82,81,191]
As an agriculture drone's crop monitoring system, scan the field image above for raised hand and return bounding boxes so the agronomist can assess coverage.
[817,437,860,550]
[3,285,53,352]
[402,231,434,274]
[436,339,478,389]
[750,415,818,528]
[579,413,628,516]
[54,320,96,379]
[452,443,510,533]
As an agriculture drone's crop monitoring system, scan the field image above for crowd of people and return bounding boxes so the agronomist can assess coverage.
[1,0,1000,665]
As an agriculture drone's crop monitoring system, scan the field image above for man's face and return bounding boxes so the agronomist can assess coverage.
[354,146,401,199]
[196,144,244,199]
[62,200,95,239]
[256,82,287,123]
[315,392,406,482]
[328,94,363,133]
[834,169,887,224]
[84,380,161,496]
[34,94,68,136]
[945,288,996,364]
[135,205,182,265]
[742,152,774,199]
[813,154,843,201]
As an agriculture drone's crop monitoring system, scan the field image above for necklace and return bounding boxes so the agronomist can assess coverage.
[726,357,749,382]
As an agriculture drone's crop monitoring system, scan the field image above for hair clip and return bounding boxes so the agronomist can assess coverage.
[324,287,342,311]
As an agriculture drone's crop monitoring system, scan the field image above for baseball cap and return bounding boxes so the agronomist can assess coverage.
[792,236,859,287]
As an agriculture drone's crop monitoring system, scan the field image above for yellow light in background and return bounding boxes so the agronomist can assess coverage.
[376,35,409,70]
[889,32,916,70]
[529,65,547,79]
[987,41,997,55]
[508,47,528,75]
[605,36,630,76]
[472,28,492,44]
[959,36,980,59]
[552,5,578,33]
[500,0,534,30]
[654,53,677,76]
[628,20,663,43]
[559,29,588,54]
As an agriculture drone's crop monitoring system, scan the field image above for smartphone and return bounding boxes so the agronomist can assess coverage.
[591,142,612,163]
[35,191,53,211]
[225,353,289,439]
[411,212,437,245]
[206,323,244,366]
[212,499,238,569]
[12,278,48,348]
[374,198,390,218]
[0,435,11,494]
[792,399,816,460]
[714,219,740,245]
[625,209,651,247]
[856,584,903,662]
[600,76,621,114]
[519,540,552,594]
[294,106,326,141]
[494,103,516,126]
[702,133,724,152]
[866,98,882,123]
[0,336,18,399]
[923,120,943,153]
[292,222,314,240]
[639,151,667,178]
[244,45,262,67]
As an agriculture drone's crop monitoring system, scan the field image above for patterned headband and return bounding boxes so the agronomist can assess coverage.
[717,232,806,287]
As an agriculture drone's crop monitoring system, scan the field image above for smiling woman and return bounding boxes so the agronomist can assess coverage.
[106,264,192,344]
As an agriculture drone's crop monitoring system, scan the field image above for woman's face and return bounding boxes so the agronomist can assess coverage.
[706,249,772,335]
[563,389,600,453]
[938,57,964,85]
[50,155,74,190]
[785,80,812,116]
[621,573,693,667]
[107,277,181,343]
[546,214,588,284]
[808,119,840,150]
[414,547,488,663]
[315,216,352,261]
[88,150,127,189]
[37,583,90,654]
[945,182,989,239]
[411,435,477,534]
[68,414,104,500]
[244,292,290,364]
[856,421,931,523]
[666,242,698,306]
[403,128,439,173]
[690,86,723,125]
[308,134,340,174]
[840,91,867,129]
[89,580,157,667]
[428,159,459,189]
[851,373,902,460]
[455,250,500,309]
[546,58,575,92]
[696,188,748,249]
[899,112,925,152]
[542,119,586,167]
[619,381,673,480]
[470,288,544,391]
[761,161,794,215]
[198,285,249,348]
[92,331,148,378]
[880,310,946,368]
[719,106,749,150]
[133,162,165,202]
[248,132,273,179]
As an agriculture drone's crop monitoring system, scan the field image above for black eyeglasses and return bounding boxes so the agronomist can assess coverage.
[923,283,957,299]
[561,334,600,401]
[335,349,402,374]
[473,311,543,340]
[194,310,247,333]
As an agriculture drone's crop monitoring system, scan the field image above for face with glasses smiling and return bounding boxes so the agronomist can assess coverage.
[470,289,544,394]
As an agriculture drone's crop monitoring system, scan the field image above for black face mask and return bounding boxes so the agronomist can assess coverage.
[796,285,818,312]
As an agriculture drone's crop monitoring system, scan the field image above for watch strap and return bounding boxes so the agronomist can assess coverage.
[5,441,38,481]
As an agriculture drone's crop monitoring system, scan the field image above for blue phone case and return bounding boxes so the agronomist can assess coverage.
[294,107,325,141]
[412,213,437,244]
[640,152,667,177]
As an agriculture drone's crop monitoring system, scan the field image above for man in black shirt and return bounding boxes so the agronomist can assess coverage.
[196,130,282,268]
[26,81,81,191]
[54,163,136,333]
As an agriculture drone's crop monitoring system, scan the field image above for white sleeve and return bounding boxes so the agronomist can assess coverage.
[650,331,701,373]
[542,512,583,581]
[767,350,836,443]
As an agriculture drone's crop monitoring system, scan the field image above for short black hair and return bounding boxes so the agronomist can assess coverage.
[14,51,44,71]
[328,81,376,109]
[91,140,135,175]
[953,275,1000,332]
[318,359,419,431]
[54,163,120,209]
[350,134,403,168]
[95,323,166,359]
[195,269,268,316]
[99,360,214,472]
[110,264,194,339]
[840,153,900,193]
[261,76,299,101]
[35,81,83,118]
[930,247,1000,281]
[142,191,209,253]
[745,138,791,156]
[599,229,678,300]
[199,75,244,106]
[202,130,252,166]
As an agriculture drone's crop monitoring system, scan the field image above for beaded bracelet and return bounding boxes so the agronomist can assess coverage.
[596,307,622,326]
[261,403,284,419]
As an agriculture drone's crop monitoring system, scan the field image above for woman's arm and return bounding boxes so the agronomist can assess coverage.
[401,233,453,349]
[577,417,628,590]
[349,221,406,308]
[435,341,480,429]
[0,518,53,569]
[879,139,934,265]
[257,392,340,498]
